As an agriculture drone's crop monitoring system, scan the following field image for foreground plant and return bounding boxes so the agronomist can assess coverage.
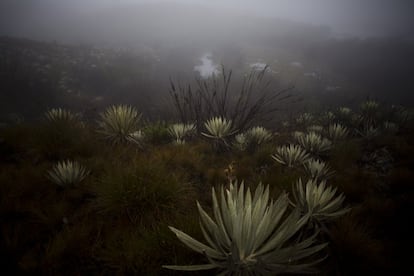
[47,160,90,187]
[291,179,349,228]
[164,181,327,275]
[97,104,142,145]
[272,144,310,168]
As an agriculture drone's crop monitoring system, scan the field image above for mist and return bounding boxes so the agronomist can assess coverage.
[1,0,414,118]
[2,0,414,42]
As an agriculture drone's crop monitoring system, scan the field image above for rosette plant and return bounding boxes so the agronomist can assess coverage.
[245,126,272,145]
[164,181,327,275]
[97,104,142,145]
[327,123,348,142]
[45,108,79,123]
[272,144,310,168]
[296,132,332,156]
[47,160,90,187]
[168,123,195,144]
[303,159,335,181]
[291,179,350,228]
[202,117,236,150]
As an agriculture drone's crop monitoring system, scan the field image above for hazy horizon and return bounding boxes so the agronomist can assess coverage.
[1,0,413,45]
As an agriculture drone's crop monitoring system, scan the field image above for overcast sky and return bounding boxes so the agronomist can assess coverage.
[1,0,413,39]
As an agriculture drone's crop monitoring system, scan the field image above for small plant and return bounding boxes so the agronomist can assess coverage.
[292,131,305,140]
[142,120,170,145]
[296,113,313,125]
[97,105,142,145]
[360,100,380,126]
[321,111,335,125]
[168,123,195,144]
[382,121,398,134]
[202,117,236,150]
[47,160,90,187]
[202,117,235,139]
[303,159,335,181]
[337,107,352,117]
[164,181,327,274]
[272,144,310,168]
[296,132,332,155]
[391,105,412,126]
[233,133,248,151]
[291,178,350,228]
[356,125,379,139]
[236,126,272,151]
[307,125,323,133]
[336,107,353,125]
[327,123,348,142]
[126,130,145,146]
[360,100,379,114]
[45,108,79,123]
[245,126,272,145]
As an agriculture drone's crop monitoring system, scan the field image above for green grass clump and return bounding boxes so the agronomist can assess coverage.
[91,158,193,225]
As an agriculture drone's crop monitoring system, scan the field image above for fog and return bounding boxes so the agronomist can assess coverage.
[1,0,413,118]
[1,0,413,42]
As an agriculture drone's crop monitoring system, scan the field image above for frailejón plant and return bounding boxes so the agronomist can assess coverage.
[202,117,235,140]
[168,123,195,144]
[245,126,272,145]
[291,178,349,227]
[303,159,335,181]
[296,132,332,155]
[45,108,78,123]
[97,104,142,145]
[271,144,310,168]
[47,160,90,187]
[164,181,327,275]
[327,123,348,142]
